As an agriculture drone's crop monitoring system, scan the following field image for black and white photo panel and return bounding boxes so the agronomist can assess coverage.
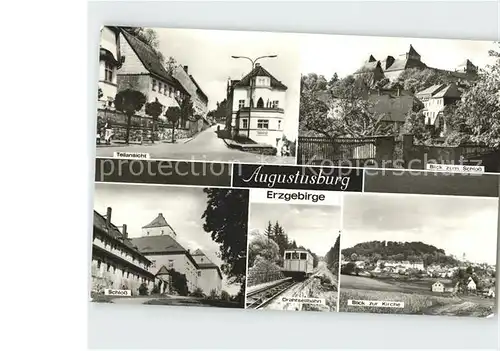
[96,26,301,165]
[245,189,342,312]
[298,34,500,174]
[91,183,249,309]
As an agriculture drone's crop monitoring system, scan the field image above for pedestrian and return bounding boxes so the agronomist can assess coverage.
[104,119,113,145]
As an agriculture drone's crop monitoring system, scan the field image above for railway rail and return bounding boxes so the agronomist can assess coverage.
[246,278,298,309]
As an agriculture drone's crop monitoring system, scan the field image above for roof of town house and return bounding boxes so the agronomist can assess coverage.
[189,75,208,102]
[120,28,186,93]
[130,234,199,267]
[432,83,462,99]
[354,60,382,74]
[433,279,458,288]
[93,210,151,261]
[415,84,447,97]
[234,64,288,90]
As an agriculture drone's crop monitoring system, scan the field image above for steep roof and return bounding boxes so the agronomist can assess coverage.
[408,44,420,57]
[93,210,149,260]
[192,249,206,256]
[432,83,461,98]
[130,234,186,254]
[354,60,382,74]
[120,28,179,88]
[189,75,208,102]
[234,64,287,90]
[415,84,447,96]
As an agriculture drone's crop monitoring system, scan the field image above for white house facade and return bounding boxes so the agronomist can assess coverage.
[98,26,122,109]
[226,63,287,147]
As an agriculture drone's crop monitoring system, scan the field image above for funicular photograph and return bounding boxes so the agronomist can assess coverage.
[245,202,341,312]
[297,34,500,171]
[96,26,301,164]
[90,183,249,309]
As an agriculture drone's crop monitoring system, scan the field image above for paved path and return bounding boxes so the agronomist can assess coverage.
[96,125,296,164]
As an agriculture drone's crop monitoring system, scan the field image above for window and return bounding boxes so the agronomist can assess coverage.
[104,62,113,82]
[292,252,299,259]
[278,120,281,130]
[285,252,291,259]
[147,231,150,235]
[161,230,164,235]
[257,119,269,129]
[97,260,101,269]
[169,87,173,97]
[164,84,168,95]
[168,260,174,268]
[300,253,307,260]
[238,100,245,109]
[272,100,279,108]
[200,258,204,262]
[151,260,156,268]
[158,83,163,94]
[152,79,157,91]
[242,119,248,129]
[198,271,201,277]
[106,263,110,272]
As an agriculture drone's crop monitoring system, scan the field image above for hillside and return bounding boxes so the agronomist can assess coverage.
[341,240,459,267]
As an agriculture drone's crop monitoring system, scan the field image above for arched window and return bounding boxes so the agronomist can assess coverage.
[257,98,264,108]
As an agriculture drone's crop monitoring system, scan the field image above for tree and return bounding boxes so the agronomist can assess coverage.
[97,86,103,100]
[301,73,328,92]
[168,269,189,296]
[396,68,449,94]
[114,89,146,144]
[403,111,433,144]
[263,221,273,239]
[164,56,177,75]
[248,233,280,267]
[145,98,163,143]
[341,262,357,275]
[202,189,249,284]
[165,106,181,143]
[138,282,149,296]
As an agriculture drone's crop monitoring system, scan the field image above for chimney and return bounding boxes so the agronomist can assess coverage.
[158,213,163,217]
[183,66,188,73]
[122,224,128,239]
[106,207,112,229]
[255,63,260,67]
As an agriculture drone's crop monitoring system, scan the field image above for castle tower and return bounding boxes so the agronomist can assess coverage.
[142,213,177,238]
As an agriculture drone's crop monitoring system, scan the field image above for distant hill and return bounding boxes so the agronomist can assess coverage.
[341,240,459,267]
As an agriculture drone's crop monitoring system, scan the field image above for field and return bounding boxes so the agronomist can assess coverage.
[339,274,495,317]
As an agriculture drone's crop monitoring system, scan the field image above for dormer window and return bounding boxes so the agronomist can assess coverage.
[254,76,269,87]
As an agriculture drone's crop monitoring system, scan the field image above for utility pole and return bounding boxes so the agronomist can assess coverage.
[231,55,277,139]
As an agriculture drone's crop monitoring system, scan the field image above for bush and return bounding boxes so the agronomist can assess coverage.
[208,289,219,300]
[220,290,230,301]
[138,283,149,296]
[151,284,161,295]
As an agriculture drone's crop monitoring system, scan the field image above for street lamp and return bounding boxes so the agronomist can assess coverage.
[231,55,277,138]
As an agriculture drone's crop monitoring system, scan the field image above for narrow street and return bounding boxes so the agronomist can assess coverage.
[96,125,296,164]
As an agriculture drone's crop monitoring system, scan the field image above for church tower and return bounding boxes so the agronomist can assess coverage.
[142,213,177,238]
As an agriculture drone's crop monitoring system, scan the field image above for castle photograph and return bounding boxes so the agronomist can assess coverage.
[297,35,500,172]
[338,192,497,317]
[95,26,301,164]
[90,183,249,308]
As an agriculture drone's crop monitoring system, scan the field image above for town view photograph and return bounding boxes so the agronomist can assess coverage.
[338,192,497,317]
[96,26,301,164]
[297,35,500,172]
[245,203,341,312]
[91,183,249,308]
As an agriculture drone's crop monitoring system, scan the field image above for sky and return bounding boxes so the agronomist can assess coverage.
[153,27,302,140]
[299,34,497,79]
[93,183,243,294]
[248,203,341,257]
[342,193,498,265]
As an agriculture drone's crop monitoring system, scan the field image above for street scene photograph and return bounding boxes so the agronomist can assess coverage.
[91,183,249,308]
[297,34,500,172]
[245,202,341,312]
[96,26,301,164]
[338,192,497,317]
